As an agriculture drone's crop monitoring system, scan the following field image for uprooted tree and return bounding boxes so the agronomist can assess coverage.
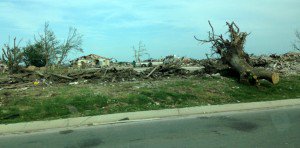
[195,21,279,85]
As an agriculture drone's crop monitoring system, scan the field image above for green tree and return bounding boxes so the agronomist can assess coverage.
[32,22,83,66]
[23,41,47,67]
[34,22,60,66]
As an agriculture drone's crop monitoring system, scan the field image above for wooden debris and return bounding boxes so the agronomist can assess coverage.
[51,73,74,80]
[146,65,160,78]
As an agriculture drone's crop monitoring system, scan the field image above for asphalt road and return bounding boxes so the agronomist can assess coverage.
[0,105,300,148]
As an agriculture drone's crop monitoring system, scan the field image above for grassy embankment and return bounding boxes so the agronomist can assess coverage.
[0,75,299,124]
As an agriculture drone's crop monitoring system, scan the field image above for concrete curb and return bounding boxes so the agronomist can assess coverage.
[1,98,300,134]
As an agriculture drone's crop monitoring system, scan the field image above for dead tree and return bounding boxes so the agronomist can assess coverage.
[195,21,279,85]
[2,37,24,73]
[293,30,300,51]
[133,41,149,63]
[57,27,83,65]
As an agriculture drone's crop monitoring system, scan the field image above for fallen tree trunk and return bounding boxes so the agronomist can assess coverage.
[228,54,279,85]
[195,21,279,85]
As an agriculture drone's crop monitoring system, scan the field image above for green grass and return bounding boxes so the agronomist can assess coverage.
[0,75,299,124]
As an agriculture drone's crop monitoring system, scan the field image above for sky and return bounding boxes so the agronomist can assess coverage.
[0,0,300,62]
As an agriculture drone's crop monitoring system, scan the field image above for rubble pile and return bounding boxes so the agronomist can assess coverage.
[67,67,141,82]
[251,52,300,76]
[194,52,299,76]
[0,52,298,89]
[141,64,202,79]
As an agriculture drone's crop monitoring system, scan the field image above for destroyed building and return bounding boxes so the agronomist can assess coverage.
[70,54,111,68]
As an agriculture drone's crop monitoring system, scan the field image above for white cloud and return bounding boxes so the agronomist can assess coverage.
[1,0,300,60]
[2,0,299,32]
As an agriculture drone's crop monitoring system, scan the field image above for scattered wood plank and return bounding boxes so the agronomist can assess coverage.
[146,65,160,78]
[51,73,74,80]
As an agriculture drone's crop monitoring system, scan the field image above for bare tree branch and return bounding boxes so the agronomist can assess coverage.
[293,30,300,51]
[1,37,23,73]
[133,41,149,62]
[57,27,83,65]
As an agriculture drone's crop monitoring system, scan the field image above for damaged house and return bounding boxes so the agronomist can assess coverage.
[71,54,111,68]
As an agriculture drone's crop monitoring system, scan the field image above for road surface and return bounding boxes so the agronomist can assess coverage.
[0,105,299,148]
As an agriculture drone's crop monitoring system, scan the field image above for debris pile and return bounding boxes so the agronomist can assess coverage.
[142,64,202,79]
[251,52,300,76]
[194,52,299,77]
[67,68,141,82]
[0,52,298,89]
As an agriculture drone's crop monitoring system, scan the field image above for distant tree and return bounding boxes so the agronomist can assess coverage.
[31,22,83,66]
[23,41,47,67]
[1,37,23,73]
[293,30,300,51]
[57,27,83,65]
[34,22,60,66]
[133,41,149,62]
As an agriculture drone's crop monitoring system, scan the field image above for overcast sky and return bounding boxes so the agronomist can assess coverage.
[1,0,300,61]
